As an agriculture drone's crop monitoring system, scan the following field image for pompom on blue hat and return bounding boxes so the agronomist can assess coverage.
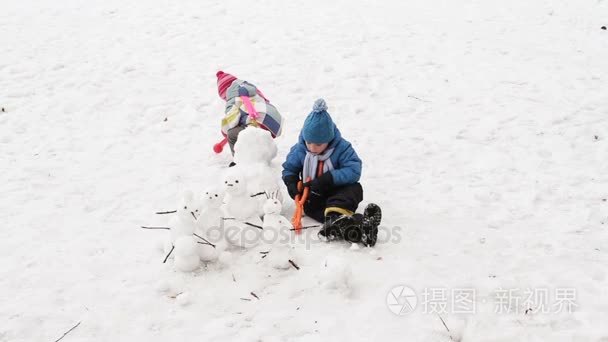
[302,99,335,144]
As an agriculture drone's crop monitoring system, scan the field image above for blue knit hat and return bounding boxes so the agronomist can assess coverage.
[302,99,335,144]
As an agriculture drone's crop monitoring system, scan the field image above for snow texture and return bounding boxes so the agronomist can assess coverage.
[1,0,608,341]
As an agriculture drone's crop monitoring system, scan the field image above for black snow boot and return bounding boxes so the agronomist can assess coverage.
[361,203,382,247]
[318,213,345,241]
[319,213,364,244]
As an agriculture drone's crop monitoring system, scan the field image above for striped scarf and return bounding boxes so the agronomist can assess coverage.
[302,148,335,182]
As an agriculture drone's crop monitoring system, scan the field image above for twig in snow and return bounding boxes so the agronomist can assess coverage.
[163,245,175,263]
[193,233,216,248]
[250,191,266,198]
[288,259,300,270]
[53,321,81,342]
[250,292,260,300]
[156,210,176,215]
[290,224,321,231]
[245,222,263,230]
[232,273,236,282]
[140,226,170,230]
[437,314,455,341]
[259,251,269,254]
[408,95,430,102]
[240,298,251,301]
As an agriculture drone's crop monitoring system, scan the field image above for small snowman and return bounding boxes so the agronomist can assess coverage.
[223,169,260,220]
[223,169,264,248]
[195,186,225,262]
[165,191,200,254]
[196,187,224,231]
[261,191,293,242]
[261,193,297,269]
[233,127,283,215]
[173,236,200,272]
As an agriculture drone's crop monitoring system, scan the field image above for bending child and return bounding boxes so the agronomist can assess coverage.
[216,71,283,166]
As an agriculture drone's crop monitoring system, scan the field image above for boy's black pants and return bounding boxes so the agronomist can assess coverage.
[303,183,364,223]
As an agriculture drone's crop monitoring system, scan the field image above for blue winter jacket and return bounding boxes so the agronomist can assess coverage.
[282,127,362,186]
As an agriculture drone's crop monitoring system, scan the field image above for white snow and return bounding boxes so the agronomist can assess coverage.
[2,0,608,341]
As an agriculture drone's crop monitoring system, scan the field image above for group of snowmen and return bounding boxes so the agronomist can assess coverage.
[164,128,296,272]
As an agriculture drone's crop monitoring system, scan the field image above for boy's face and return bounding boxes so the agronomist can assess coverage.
[306,142,329,154]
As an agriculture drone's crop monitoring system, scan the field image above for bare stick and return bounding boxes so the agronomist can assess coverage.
[163,245,175,263]
[408,95,431,102]
[290,224,321,231]
[289,260,300,270]
[232,273,236,282]
[193,233,216,248]
[245,222,263,230]
[250,292,260,300]
[53,321,81,342]
[141,226,170,230]
[437,314,454,341]
[250,191,266,198]
[240,298,251,301]
[155,210,176,215]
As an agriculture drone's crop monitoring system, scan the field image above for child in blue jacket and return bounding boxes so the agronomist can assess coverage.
[282,99,382,247]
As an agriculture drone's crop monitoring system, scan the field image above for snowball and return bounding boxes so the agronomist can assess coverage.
[265,245,294,270]
[217,251,233,268]
[319,256,353,291]
[197,243,219,262]
[233,127,277,166]
[176,292,192,306]
[174,254,199,272]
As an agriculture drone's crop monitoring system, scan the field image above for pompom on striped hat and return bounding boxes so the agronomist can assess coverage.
[216,71,237,100]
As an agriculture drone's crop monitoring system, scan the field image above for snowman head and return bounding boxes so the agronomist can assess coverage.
[233,127,278,166]
[263,191,282,215]
[222,169,247,195]
[201,186,224,209]
[176,191,200,223]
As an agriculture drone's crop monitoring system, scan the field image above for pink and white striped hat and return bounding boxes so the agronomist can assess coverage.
[216,71,237,100]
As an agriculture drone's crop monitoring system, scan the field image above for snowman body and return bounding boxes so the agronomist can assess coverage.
[260,197,296,269]
[233,127,283,216]
[173,236,200,272]
[223,170,264,248]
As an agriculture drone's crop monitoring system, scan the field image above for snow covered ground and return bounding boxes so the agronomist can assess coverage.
[2,0,608,340]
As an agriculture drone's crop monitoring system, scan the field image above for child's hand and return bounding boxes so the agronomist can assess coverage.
[287,183,300,199]
[283,175,300,199]
[304,172,333,197]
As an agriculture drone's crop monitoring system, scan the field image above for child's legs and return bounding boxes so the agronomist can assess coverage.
[227,125,247,155]
[325,183,364,216]
[303,183,364,222]
[303,194,327,223]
